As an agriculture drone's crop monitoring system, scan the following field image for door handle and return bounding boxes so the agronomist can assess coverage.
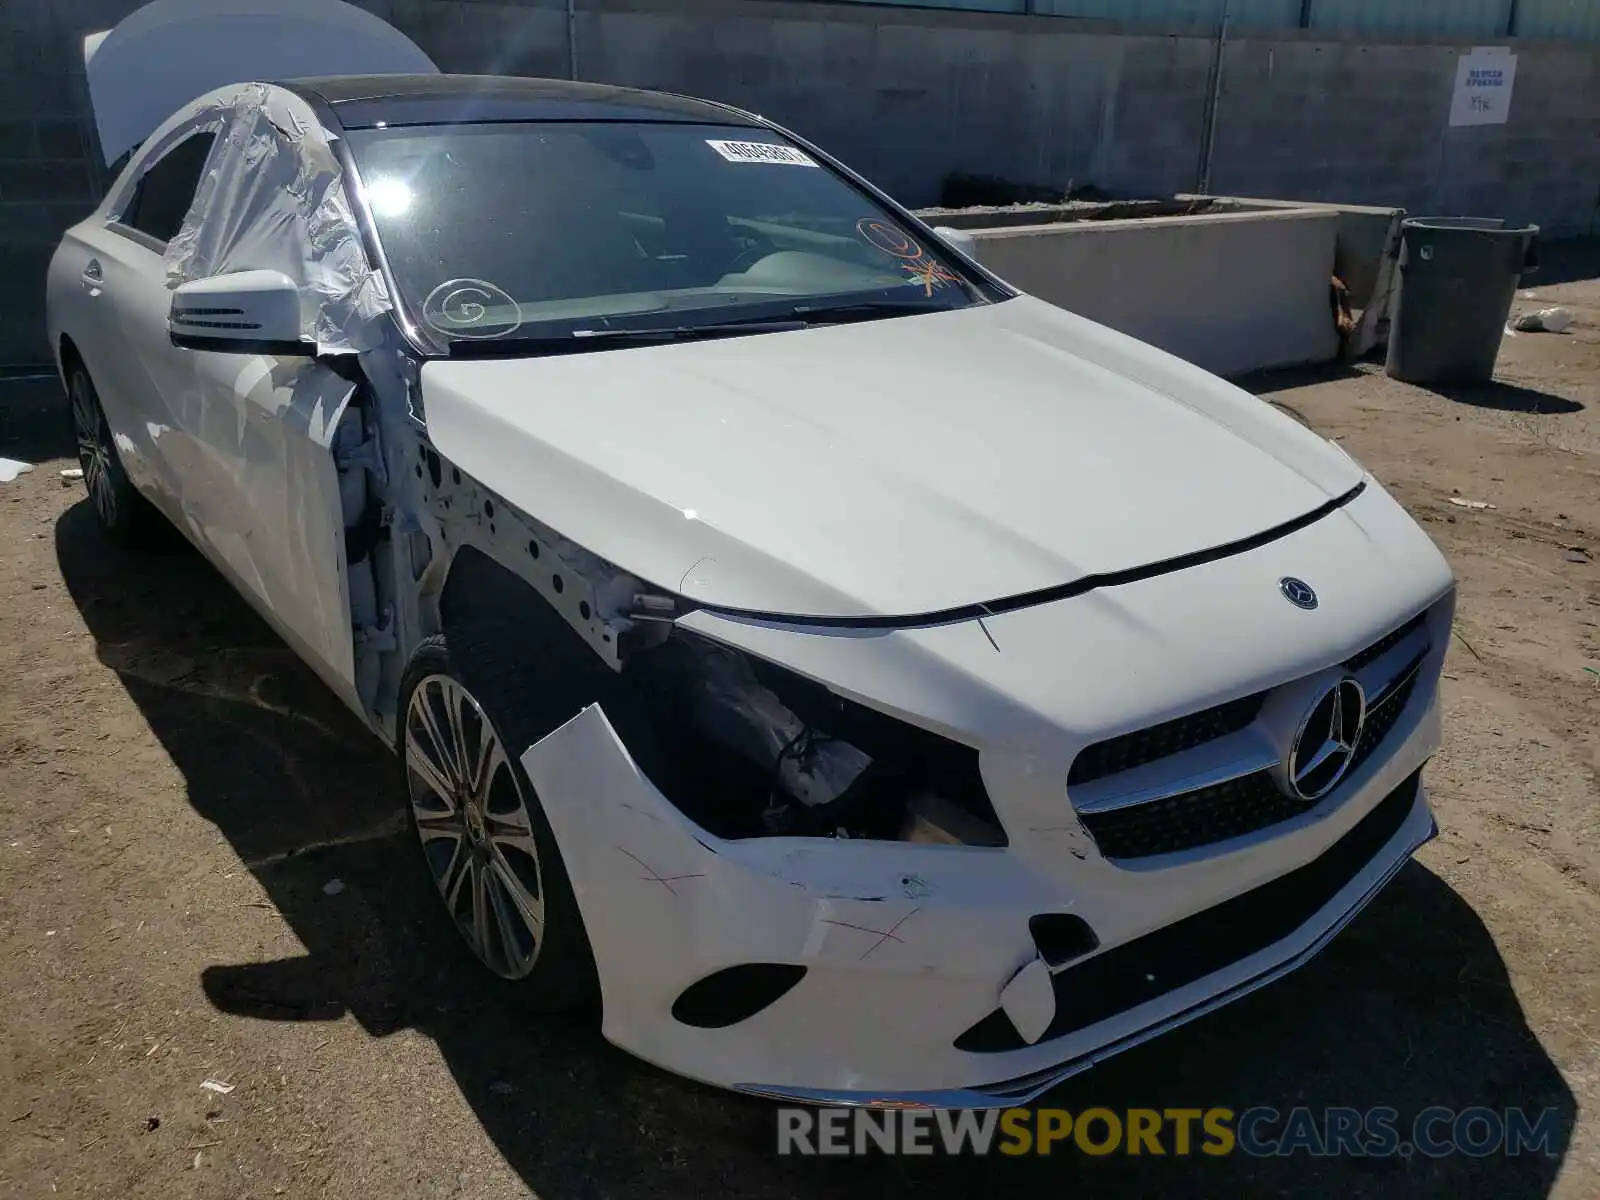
[81,259,103,289]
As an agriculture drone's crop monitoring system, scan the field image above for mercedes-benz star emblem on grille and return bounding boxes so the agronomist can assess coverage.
[1286,678,1366,801]
[1279,577,1319,610]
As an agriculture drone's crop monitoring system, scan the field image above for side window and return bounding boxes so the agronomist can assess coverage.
[120,132,216,247]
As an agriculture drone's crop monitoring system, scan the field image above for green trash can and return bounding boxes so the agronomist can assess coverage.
[1385,217,1539,385]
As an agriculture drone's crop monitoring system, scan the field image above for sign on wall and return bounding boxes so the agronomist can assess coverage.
[1449,46,1517,127]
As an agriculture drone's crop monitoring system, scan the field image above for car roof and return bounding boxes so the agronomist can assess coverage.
[286,74,763,130]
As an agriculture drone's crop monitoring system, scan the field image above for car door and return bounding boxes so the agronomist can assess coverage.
[88,106,363,712]
[62,126,218,519]
[57,0,443,718]
[136,111,364,712]
[178,327,364,712]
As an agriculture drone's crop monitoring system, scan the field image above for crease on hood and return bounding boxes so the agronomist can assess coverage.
[995,305,1360,499]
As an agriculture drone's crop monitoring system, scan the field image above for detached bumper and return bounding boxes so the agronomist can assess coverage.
[521,701,1438,1108]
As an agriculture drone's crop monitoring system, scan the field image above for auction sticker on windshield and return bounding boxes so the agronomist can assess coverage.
[706,139,818,167]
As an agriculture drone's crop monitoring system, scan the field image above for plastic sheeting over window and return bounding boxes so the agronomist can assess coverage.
[164,84,392,354]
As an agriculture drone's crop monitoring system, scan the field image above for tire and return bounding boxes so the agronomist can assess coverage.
[66,364,166,547]
[398,624,641,1012]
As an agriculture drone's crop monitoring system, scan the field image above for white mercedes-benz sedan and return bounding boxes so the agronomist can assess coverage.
[48,0,1454,1109]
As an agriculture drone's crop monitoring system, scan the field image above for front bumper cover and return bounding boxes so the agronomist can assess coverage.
[740,787,1436,1109]
[520,692,1439,1108]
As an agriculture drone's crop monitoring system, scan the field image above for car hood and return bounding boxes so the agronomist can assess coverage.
[420,295,1363,619]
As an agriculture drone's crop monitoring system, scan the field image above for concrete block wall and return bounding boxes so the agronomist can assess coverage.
[1,0,1597,366]
[961,208,1343,375]
[0,0,111,368]
[1207,34,1600,238]
[568,0,1213,205]
[400,0,571,79]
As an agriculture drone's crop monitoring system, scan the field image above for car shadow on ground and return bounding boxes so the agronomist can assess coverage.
[1236,363,1584,418]
[1423,381,1584,415]
[53,498,1575,1199]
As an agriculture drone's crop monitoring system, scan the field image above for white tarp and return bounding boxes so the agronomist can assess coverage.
[164,84,392,354]
[84,0,437,166]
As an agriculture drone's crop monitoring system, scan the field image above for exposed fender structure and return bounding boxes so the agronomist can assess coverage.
[420,456,675,669]
[332,378,392,712]
[410,451,1010,846]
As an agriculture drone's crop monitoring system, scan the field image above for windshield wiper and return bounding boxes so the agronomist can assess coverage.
[789,297,965,323]
[573,319,809,340]
[448,319,807,357]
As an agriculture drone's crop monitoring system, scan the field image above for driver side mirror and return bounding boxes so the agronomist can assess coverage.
[169,269,314,355]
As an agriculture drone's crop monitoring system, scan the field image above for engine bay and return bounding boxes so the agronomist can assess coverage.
[624,628,1008,845]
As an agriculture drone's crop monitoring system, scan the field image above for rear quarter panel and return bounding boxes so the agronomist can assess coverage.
[47,223,99,379]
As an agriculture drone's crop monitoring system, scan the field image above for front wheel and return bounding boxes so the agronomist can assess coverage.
[398,634,599,1011]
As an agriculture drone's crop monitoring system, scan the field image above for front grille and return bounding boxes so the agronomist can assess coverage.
[1080,661,1423,863]
[1070,616,1432,862]
[1350,656,1422,775]
[1080,771,1302,861]
[1343,612,1427,673]
[1067,692,1264,787]
[956,771,1422,1053]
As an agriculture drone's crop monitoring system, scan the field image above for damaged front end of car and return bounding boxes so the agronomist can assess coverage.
[414,448,1012,855]
[517,696,1070,1105]
[411,450,1444,1108]
[414,473,1090,1101]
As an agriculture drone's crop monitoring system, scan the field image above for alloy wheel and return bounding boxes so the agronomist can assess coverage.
[69,373,117,528]
[404,674,546,979]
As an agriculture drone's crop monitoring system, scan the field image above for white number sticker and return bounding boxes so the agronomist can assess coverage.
[706,139,818,167]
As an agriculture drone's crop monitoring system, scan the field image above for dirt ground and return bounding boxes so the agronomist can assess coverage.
[1,247,1598,1200]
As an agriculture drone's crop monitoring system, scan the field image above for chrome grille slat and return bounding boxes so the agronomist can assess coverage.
[1080,772,1301,862]
[1071,728,1278,815]
[1342,611,1427,674]
[1348,660,1422,775]
[1353,625,1431,706]
[1065,691,1265,787]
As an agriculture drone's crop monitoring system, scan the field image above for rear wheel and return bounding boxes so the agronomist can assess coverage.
[67,365,164,545]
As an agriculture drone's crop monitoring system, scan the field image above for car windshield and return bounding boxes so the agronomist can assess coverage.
[345,121,992,353]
